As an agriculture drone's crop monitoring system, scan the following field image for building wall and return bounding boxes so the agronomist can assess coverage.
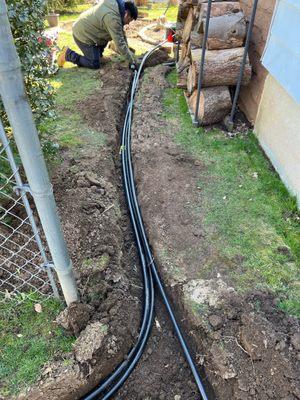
[255,74,300,206]
[262,0,300,104]
[253,0,300,206]
[238,0,276,123]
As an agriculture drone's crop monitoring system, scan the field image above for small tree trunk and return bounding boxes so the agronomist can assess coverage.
[188,86,232,125]
[189,47,251,88]
[204,12,246,50]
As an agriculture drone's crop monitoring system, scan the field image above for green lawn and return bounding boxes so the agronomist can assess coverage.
[138,3,178,22]
[164,71,300,317]
[0,295,75,396]
[40,29,106,152]
[57,2,178,22]
[46,1,178,28]
[58,3,91,21]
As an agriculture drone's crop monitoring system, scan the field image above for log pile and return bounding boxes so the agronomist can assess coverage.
[176,0,252,125]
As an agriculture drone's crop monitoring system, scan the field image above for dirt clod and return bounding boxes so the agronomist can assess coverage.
[142,49,172,68]
[275,339,287,352]
[56,302,94,336]
[291,333,300,351]
[74,322,108,363]
[209,314,223,330]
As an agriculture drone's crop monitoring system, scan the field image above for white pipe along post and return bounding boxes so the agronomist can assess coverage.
[0,0,79,305]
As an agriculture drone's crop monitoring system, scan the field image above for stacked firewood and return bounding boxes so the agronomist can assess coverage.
[176,1,252,125]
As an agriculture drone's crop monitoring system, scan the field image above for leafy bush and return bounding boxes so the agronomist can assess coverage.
[0,0,55,128]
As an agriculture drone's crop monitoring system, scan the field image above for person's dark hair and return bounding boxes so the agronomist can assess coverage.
[124,1,138,20]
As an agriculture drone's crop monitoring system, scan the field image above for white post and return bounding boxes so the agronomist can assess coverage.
[0,0,79,305]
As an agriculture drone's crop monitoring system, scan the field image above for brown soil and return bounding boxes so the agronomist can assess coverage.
[125,19,153,39]
[16,61,205,400]
[118,300,203,400]
[125,19,166,43]
[17,63,140,399]
[131,65,300,400]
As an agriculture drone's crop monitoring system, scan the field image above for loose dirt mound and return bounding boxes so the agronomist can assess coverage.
[142,48,171,67]
[131,65,300,400]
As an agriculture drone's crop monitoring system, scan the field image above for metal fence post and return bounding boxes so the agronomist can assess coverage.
[0,0,79,305]
[229,0,259,125]
[193,0,213,127]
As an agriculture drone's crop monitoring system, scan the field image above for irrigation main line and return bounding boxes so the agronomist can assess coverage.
[82,43,209,400]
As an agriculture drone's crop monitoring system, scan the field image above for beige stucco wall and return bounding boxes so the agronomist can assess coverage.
[255,74,300,207]
[239,0,276,123]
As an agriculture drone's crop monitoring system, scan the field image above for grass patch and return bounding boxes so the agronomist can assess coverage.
[41,30,106,151]
[163,71,300,317]
[59,3,91,21]
[0,295,75,396]
[138,3,178,22]
[57,2,178,23]
[45,3,91,26]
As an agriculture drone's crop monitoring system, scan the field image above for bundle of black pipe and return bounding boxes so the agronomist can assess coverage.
[82,44,210,400]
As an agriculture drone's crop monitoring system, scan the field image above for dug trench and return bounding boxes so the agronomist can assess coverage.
[17,61,299,400]
[16,56,201,400]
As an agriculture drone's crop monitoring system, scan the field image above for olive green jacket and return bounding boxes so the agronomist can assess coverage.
[73,0,134,62]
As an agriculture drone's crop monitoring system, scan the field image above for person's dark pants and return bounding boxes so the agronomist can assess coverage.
[66,36,106,69]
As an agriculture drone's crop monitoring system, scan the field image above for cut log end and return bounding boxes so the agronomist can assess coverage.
[188,87,232,125]
[205,12,247,50]
[190,48,252,87]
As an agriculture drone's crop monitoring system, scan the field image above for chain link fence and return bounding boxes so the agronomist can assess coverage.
[0,122,59,302]
[0,0,78,305]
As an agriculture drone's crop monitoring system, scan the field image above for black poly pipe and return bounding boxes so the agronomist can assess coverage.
[82,44,210,400]
[229,0,259,124]
[194,0,213,126]
[82,45,166,399]
[125,70,209,400]
[82,76,154,400]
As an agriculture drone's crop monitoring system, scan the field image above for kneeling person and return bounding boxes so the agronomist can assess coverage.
[58,0,138,69]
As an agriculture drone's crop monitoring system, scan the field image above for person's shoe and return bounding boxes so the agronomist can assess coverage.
[57,46,68,67]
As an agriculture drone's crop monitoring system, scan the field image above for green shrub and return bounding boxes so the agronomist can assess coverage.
[46,0,82,13]
[0,0,55,128]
